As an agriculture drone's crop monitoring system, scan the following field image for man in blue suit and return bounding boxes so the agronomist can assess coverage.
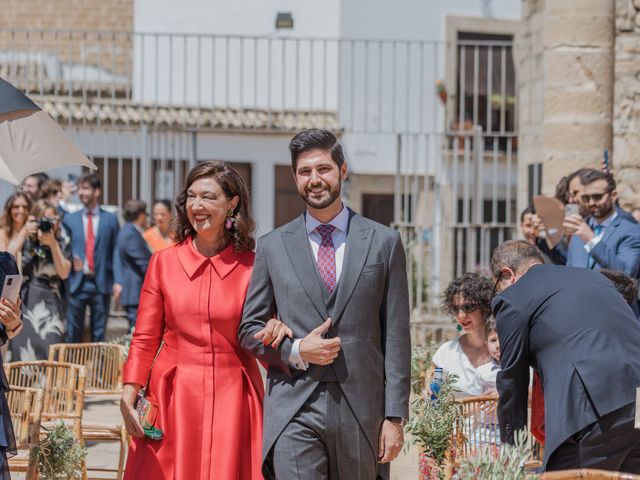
[62,173,120,342]
[115,200,151,329]
[563,170,640,278]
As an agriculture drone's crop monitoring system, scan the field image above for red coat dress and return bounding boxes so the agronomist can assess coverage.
[123,238,264,480]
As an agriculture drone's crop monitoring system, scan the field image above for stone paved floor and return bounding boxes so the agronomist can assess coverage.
[32,314,420,479]
[78,395,418,479]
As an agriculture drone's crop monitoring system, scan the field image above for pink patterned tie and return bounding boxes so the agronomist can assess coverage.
[316,224,336,293]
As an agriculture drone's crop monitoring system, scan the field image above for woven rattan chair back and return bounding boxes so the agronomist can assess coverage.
[540,470,640,479]
[452,393,500,459]
[48,343,125,395]
[5,360,86,441]
[7,387,44,480]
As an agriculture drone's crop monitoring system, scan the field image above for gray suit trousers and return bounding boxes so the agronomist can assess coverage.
[272,383,380,479]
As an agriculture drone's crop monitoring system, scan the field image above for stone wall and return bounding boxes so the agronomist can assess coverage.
[0,0,133,78]
[613,0,640,210]
[515,0,545,209]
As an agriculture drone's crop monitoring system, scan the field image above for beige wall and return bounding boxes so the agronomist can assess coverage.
[613,0,640,210]
[519,0,640,211]
[519,0,615,204]
[0,0,134,78]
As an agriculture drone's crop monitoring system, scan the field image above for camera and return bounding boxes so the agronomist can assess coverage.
[37,217,54,233]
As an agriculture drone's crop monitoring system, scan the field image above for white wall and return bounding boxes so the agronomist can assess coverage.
[339,0,521,175]
[133,0,341,110]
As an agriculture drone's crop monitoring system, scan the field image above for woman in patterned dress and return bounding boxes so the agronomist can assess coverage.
[9,200,70,361]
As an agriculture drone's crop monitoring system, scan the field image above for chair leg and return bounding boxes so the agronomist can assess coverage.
[117,426,128,480]
[26,451,39,480]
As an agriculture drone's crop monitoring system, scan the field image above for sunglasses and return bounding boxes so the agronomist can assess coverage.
[451,303,480,315]
[493,271,503,296]
[580,191,610,204]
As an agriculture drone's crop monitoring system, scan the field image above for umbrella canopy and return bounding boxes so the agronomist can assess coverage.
[0,77,95,185]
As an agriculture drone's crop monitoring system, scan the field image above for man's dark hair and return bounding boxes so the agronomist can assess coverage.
[520,205,535,224]
[441,272,493,320]
[485,318,497,336]
[581,170,616,192]
[27,173,50,189]
[123,199,147,222]
[289,129,345,171]
[554,176,569,205]
[78,173,101,190]
[567,168,595,186]
[490,239,544,279]
[599,269,638,306]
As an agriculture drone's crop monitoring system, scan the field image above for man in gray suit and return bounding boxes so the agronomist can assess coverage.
[239,129,410,479]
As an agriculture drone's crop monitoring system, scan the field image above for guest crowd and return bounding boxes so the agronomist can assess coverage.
[0,171,176,361]
[0,133,637,479]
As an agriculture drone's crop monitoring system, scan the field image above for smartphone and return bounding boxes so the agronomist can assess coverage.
[1,275,22,304]
[603,149,610,174]
[564,203,580,218]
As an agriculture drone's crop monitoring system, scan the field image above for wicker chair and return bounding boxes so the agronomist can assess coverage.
[7,387,44,480]
[5,361,88,480]
[447,392,500,464]
[48,343,128,480]
[48,343,125,395]
[450,392,544,470]
[540,470,640,479]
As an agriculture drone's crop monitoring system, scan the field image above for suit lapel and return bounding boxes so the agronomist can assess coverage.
[94,208,107,252]
[282,215,329,321]
[599,215,620,247]
[331,210,373,325]
[74,212,86,256]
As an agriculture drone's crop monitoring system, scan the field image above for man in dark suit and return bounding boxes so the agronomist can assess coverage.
[115,199,151,330]
[62,173,120,342]
[239,129,410,479]
[491,239,640,472]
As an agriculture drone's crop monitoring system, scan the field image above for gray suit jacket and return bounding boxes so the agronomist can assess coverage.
[239,209,411,479]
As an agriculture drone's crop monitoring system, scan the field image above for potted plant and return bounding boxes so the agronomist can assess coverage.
[32,422,87,480]
[405,374,462,480]
[453,429,538,480]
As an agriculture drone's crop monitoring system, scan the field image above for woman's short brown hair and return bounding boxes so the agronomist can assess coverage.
[173,161,255,252]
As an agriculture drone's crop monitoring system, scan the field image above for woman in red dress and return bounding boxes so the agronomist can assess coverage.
[120,161,286,479]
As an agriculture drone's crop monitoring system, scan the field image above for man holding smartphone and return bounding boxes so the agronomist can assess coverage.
[563,170,640,278]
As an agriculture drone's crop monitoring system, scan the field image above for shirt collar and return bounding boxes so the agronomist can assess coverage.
[592,210,617,229]
[84,206,100,216]
[176,236,239,280]
[305,205,349,235]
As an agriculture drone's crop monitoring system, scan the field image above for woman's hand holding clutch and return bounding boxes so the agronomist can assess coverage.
[121,384,145,438]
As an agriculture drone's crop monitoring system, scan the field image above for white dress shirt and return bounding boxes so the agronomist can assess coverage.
[289,206,349,370]
[81,206,100,273]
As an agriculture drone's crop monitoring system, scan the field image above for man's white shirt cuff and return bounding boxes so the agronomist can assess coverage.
[289,339,309,370]
[584,234,603,254]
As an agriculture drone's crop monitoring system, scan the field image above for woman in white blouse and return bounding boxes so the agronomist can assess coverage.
[430,272,497,396]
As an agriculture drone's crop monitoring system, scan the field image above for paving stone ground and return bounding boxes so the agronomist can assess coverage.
[30,314,419,479]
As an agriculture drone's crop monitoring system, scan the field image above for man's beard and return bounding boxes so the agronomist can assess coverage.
[591,201,614,220]
[301,183,341,209]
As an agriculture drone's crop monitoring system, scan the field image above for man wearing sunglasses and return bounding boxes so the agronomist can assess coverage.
[562,170,640,278]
